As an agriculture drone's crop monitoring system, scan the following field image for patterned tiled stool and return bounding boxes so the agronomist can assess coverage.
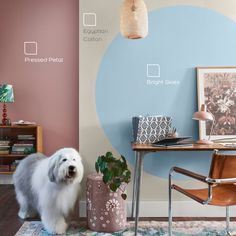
[86,173,127,232]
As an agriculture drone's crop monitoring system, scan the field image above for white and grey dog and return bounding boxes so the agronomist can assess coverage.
[13,148,84,234]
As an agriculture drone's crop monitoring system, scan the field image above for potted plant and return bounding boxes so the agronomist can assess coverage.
[95,152,131,199]
[86,152,131,232]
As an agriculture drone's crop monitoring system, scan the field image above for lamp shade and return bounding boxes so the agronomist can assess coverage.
[193,104,213,121]
[120,0,148,39]
[0,84,14,103]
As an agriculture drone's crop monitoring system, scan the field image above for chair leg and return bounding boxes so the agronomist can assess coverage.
[226,206,231,236]
[168,169,174,236]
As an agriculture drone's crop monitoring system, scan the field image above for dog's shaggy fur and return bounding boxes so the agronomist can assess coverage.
[13,148,84,234]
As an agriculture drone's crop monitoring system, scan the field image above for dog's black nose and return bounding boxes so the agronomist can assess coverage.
[69,165,75,171]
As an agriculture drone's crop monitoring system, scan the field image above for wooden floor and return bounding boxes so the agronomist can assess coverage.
[0,185,25,236]
[1,185,234,236]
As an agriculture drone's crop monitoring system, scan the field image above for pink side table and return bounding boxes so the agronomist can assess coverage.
[86,173,127,232]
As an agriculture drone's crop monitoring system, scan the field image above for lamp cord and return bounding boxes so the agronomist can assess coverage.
[132,0,136,11]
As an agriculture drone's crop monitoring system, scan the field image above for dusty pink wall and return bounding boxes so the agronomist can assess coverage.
[0,0,79,155]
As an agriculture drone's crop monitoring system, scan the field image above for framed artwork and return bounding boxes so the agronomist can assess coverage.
[197,67,236,141]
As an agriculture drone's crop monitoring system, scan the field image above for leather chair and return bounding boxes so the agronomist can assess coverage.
[169,150,236,236]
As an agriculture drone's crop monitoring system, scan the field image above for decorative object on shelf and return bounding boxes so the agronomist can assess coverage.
[12,120,36,126]
[167,127,179,138]
[120,0,148,39]
[132,116,172,143]
[0,84,14,126]
[197,67,236,142]
[193,104,214,144]
[6,118,11,126]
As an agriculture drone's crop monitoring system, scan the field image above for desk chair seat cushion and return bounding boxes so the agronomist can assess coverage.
[173,184,236,206]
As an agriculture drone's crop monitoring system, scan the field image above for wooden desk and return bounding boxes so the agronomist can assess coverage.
[131,143,236,236]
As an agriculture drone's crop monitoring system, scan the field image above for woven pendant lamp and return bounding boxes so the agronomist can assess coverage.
[120,0,148,39]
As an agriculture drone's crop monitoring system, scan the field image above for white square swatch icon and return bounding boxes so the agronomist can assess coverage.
[83,13,96,27]
[147,64,161,77]
[24,42,38,55]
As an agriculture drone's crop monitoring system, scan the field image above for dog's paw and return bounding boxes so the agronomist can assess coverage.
[54,221,68,234]
[18,210,30,219]
[18,208,37,219]
[44,219,68,235]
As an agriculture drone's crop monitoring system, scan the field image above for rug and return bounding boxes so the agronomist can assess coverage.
[15,221,236,236]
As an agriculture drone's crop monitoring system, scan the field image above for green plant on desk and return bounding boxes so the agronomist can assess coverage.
[95,152,131,200]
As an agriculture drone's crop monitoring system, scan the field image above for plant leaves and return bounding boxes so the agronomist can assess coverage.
[95,152,131,195]
[109,183,117,192]
[121,155,126,163]
[106,152,113,158]
[95,162,99,173]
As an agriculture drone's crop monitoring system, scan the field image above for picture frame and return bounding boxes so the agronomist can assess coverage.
[197,67,236,142]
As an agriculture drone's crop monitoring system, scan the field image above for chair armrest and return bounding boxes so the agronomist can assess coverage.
[206,177,236,184]
[172,167,207,183]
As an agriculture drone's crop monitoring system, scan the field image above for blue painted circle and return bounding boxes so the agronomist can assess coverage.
[96,6,236,178]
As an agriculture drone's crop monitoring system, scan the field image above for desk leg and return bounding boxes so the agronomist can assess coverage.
[134,151,144,236]
[131,151,139,219]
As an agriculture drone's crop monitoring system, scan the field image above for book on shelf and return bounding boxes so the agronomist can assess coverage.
[12,147,27,152]
[0,162,18,172]
[12,146,33,152]
[0,150,10,154]
[14,140,34,144]
[12,141,34,151]
[0,144,10,147]
[17,134,35,140]
[11,146,35,155]
[0,143,10,154]
[0,165,11,172]
[0,141,10,145]
[13,143,34,147]
[11,152,26,155]
[0,145,10,149]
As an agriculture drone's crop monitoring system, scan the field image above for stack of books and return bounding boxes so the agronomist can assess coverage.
[11,135,35,154]
[0,140,10,155]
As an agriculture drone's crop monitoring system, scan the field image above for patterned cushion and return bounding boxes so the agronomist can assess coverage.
[132,116,172,143]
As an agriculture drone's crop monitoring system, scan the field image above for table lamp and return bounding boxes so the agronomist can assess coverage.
[0,84,14,126]
[193,104,214,144]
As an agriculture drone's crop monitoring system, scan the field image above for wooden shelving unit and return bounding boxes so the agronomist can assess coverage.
[0,125,43,174]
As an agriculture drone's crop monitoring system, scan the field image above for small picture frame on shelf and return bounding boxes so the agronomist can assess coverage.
[6,118,11,126]
[197,67,236,142]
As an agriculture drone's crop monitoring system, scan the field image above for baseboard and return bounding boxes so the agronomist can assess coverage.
[79,200,236,217]
[0,175,13,184]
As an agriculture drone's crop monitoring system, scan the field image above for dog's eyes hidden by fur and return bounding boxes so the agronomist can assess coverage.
[62,158,67,162]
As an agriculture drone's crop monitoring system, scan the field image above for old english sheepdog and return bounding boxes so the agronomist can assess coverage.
[13,148,84,234]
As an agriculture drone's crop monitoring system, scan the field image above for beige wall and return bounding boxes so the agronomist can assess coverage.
[79,0,236,203]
